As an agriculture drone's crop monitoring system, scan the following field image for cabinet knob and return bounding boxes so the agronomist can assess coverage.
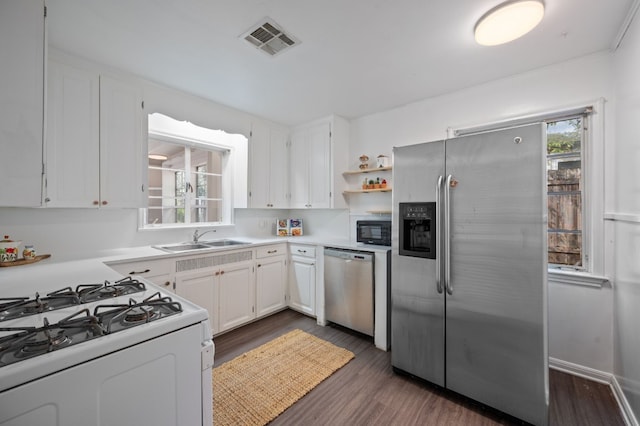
[215,271,220,276]
[220,270,225,275]
[93,200,99,205]
[102,200,108,205]
[163,281,171,287]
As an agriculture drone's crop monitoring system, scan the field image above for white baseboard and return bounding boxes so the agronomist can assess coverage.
[549,357,611,384]
[611,375,640,426]
[549,357,639,426]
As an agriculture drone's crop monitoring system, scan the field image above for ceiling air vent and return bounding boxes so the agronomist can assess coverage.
[241,19,299,57]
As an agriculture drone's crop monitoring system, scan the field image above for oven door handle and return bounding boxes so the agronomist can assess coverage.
[435,175,444,294]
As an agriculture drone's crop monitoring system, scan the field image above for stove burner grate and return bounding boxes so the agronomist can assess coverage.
[0,288,81,322]
[0,278,146,323]
[94,292,182,334]
[76,277,146,303]
[123,305,157,324]
[0,309,104,367]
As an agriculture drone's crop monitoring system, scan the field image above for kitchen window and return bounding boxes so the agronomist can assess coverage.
[547,117,584,269]
[141,113,247,229]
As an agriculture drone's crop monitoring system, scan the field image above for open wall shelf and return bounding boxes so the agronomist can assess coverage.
[343,166,392,175]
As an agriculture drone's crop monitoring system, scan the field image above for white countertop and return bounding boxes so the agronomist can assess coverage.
[0,236,390,297]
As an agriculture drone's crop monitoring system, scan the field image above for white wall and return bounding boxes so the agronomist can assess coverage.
[349,52,616,374]
[612,5,640,420]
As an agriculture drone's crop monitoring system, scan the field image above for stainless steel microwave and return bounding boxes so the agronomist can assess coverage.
[356,220,391,246]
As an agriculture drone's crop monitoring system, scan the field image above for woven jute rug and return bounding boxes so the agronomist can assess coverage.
[212,329,355,425]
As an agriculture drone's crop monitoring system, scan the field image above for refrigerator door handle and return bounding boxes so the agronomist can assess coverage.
[435,175,444,294]
[445,174,453,295]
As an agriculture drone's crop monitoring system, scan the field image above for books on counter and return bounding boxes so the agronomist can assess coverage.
[277,219,303,236]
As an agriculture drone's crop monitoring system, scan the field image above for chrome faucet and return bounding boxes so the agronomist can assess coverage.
[193,229,216,243]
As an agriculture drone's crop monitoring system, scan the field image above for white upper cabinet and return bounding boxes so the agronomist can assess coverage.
[289,116,348,209]
[45,59,100,207]
[45,55,144,208]
[248,122,289,208]
[0,0,45,207]
[99,75,144,208]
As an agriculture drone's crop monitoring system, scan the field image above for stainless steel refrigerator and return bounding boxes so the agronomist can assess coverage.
[391,124,548,425]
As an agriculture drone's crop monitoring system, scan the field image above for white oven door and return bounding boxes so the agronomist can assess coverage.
[0,323,209,426]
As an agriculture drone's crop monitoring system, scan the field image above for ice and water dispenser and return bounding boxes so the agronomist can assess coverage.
[399,202,436,259]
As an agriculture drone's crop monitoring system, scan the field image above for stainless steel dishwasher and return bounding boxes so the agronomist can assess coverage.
[324,247,374,336]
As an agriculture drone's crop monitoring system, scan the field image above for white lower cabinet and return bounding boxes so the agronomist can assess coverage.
[218,260,255,332]
[174,269,219,334]
[174,259,254,335]
[256,245,287,317]
[289,244,316,316]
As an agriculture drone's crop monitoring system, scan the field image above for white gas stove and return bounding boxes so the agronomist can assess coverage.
[0,275,213,426]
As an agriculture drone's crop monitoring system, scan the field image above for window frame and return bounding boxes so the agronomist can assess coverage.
[546,116,586,270]
[140,113,246,231]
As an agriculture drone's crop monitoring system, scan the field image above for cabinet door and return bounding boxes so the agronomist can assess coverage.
[269,128,289,208]
[249,124,289,208]
[99,75,144,208]
[307,122,331,208]
[289,121,332,209]
[289,130,309,208]
[248,123,271,208]
[45,60,100,207]
[289,257,316,316]
[256,256,286,317]
[218,261,255,332]
[0,0,44,207]
[175,271,218,334]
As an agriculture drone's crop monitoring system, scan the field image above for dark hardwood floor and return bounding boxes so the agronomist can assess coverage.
[213,309,625,426]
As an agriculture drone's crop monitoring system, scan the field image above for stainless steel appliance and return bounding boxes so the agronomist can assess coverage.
[391,124,548,425]
[0,275,213,425]
[324,247,374,336]
[356,220,391,246]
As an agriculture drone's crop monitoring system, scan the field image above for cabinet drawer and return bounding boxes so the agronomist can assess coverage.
[107,259,172,277]
[257,244,286,259]
[289,244,316,258]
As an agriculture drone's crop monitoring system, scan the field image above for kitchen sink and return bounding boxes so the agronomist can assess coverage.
[155,243,211,252]
[201,239,247,247]
[155,239,249,253]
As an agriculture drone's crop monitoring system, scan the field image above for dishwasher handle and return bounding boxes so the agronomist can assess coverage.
[324,247,374,262]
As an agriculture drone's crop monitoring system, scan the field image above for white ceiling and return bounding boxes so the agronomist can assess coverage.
[46,0,635,127]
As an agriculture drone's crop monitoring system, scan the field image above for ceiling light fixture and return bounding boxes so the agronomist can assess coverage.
[148,154,168,161]
[474,0,545,46]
